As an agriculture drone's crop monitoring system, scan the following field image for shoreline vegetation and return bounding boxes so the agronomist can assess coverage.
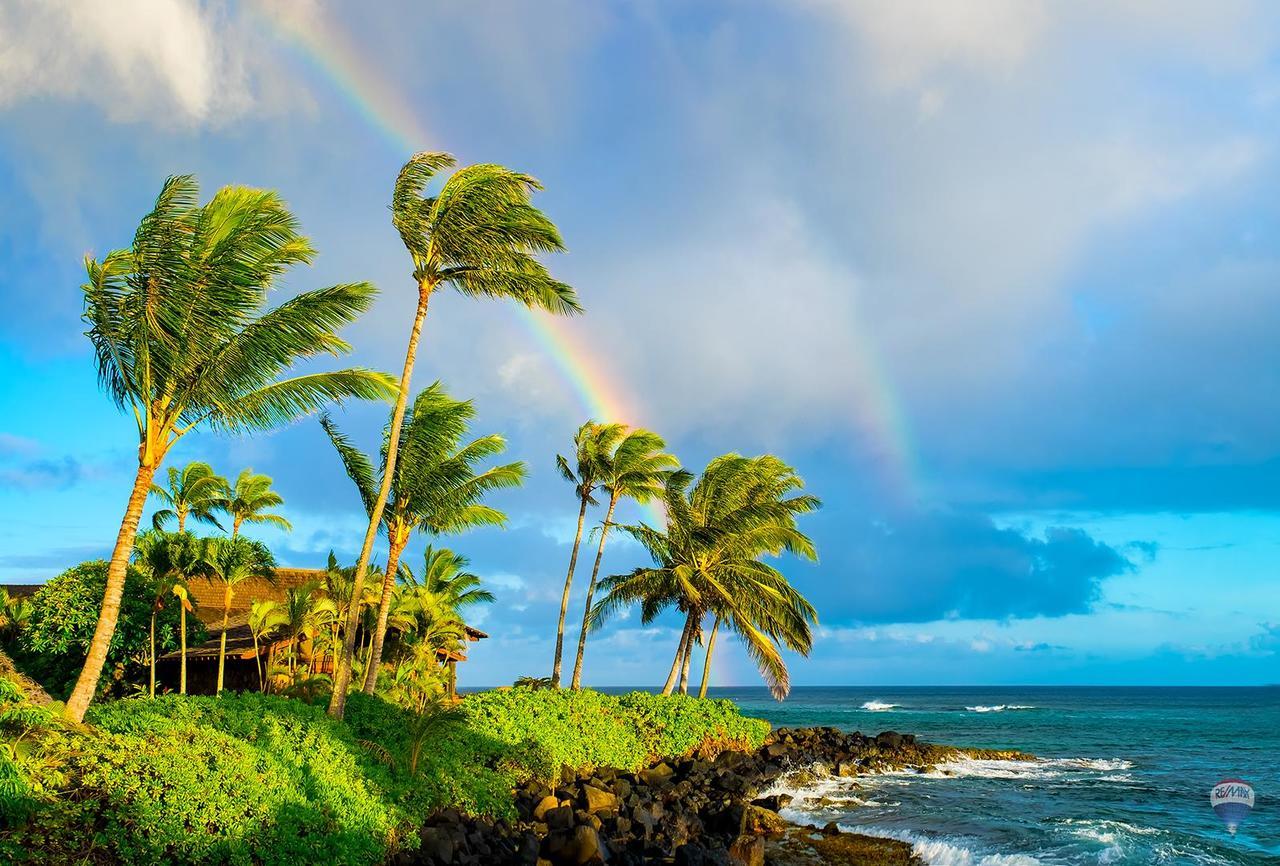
[0,152,932,864]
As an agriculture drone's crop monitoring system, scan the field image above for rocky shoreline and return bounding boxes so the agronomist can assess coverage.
[398,727,1033,865]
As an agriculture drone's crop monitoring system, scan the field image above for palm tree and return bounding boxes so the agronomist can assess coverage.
[171,582,194,694]
[222,470,291,538]
[570,428,678,689]
[0,589,31,641]
[591,455,820,699]
[248,600,287,692]
[322,383,523,695]
[132,529,205,697]
[149,462,227,532]
[551,421,625,688]
[201,536,276,694]
[276,581,339,681]
[328,153,579,720]
[67,175,396,722]
[408,546,496,614]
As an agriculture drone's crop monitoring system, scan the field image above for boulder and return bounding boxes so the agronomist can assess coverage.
[534,795,561,821]
[639,762,675,786]
[740,805,787,838]
[582,784,619,814]
[749,794,792,812]
[727,833,764,866]
[545,805,575,831]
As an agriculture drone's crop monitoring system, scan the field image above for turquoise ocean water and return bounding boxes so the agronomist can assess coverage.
[710,686,1278,865]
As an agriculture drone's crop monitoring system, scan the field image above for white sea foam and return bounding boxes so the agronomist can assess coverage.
[965,704,1037,713]
[826,823,1043,866]
[884,755,1134,780]
[861,700,900,711]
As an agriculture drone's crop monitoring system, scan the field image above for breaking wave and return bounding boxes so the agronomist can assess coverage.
[861,700,901,711]
[965,704,1037,713]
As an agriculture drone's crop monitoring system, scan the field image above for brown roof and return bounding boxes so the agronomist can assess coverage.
[0,584,41,599]
[189,568,326,626]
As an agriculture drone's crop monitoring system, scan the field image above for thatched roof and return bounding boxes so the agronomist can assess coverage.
[0,583,41,599]
[188,567,327,626]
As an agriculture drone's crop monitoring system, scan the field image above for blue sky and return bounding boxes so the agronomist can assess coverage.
[0,0,1277,687]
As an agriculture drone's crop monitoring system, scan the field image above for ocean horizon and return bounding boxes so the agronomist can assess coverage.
[477,686,1279,865]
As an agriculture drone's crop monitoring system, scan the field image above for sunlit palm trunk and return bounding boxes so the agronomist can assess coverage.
[662,614,694,695]
[362,534,408,694]
[216,585,231,694]
[697,616,721,699]
[329,285,430,720]
[570,492,618,690]
[65,461,158,722]
[149,611,157,698]
[552,497,589,687]
[252,631,263,691]
[179,607,187,695]
[679,626,695,694]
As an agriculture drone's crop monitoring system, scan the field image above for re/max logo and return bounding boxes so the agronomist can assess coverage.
[1214,785,1251,799]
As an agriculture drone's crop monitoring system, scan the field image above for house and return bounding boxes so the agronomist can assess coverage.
[156,567,487,697]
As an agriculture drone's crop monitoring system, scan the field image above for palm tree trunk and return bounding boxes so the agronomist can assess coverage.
[679,627,695,694]
[253,631,263,692]
[216,586,231,695]
[64,460,158,723]
[552,496,589,687]
[361,536,407,694]
[149,611,157,698]
[179,606,187,695]
[177,511,186,533]
[661,614,694,695]
[698,616,721,699]
[329,284,431,720]
[570,492,618,690]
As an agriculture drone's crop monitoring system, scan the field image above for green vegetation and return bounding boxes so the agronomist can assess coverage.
[0,679,768,865]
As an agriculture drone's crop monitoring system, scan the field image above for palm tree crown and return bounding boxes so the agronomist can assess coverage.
[149,462,227,532]
[66,175,395,722]
[592,454,820,699]
[222,469,292,537]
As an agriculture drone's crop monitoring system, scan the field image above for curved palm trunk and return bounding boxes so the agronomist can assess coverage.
[65,461,158,722]
[252,631,263,691]
[179,606,187,695]
[361,535,408,694]
[552,496,590,687]
[329,285,430,720]
[697,616,721,699]
[661,613,695,695]
[570,492,618,690]
[215,586,231,694]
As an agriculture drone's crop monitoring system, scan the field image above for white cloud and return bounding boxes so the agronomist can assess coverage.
[0,0,274,125]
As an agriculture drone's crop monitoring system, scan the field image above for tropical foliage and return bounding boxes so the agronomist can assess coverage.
[591,454,821,699]
[321,382,523,695]
[148,462,226,532]
[330,152,579,720]
[68,174,396,721]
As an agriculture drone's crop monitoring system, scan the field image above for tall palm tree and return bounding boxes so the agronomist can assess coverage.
[67,175,395,722]
[201,536,276,694]
[248,599,287,692]
[132,529,205,697]
[551,421,625,688]
[149,462,227,532]
[222,470,291,538]
[592,455,820,699]
[570,428,679,689]
[328,153,579,720]
[322,383,523,694]
[171,582,194,695]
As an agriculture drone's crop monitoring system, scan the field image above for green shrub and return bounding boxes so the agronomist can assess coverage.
[0,688,770,864]
[12,560,201,700]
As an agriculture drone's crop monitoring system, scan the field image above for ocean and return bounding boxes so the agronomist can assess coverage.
[709,686,1279,865]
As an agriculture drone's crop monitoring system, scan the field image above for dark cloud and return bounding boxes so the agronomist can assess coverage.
[808,509,1138,624]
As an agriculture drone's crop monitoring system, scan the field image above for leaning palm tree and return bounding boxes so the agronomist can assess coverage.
[66,175,395,722]
[322,383,523,695]
[570,428,679,689]
[406,546,496,615]
[132,529,205,697]
[222,470,291,538]
[551,421,625,688]
[149,462,227,532]
[200,536,276,694]
[328,153,579,719]
[591,455,820,699]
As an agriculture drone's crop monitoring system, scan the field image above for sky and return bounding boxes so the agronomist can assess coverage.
[0,0,1277,688]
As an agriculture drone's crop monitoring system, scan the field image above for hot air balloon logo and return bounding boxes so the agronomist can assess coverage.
[1210,778,1254,835]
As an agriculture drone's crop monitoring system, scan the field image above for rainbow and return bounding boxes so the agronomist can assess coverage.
[251,3,922,516]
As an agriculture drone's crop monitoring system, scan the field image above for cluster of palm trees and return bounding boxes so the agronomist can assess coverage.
[550,423,820,700]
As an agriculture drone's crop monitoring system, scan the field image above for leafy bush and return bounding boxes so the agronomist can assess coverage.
[11,560,201,699]
[0,688,770,864]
